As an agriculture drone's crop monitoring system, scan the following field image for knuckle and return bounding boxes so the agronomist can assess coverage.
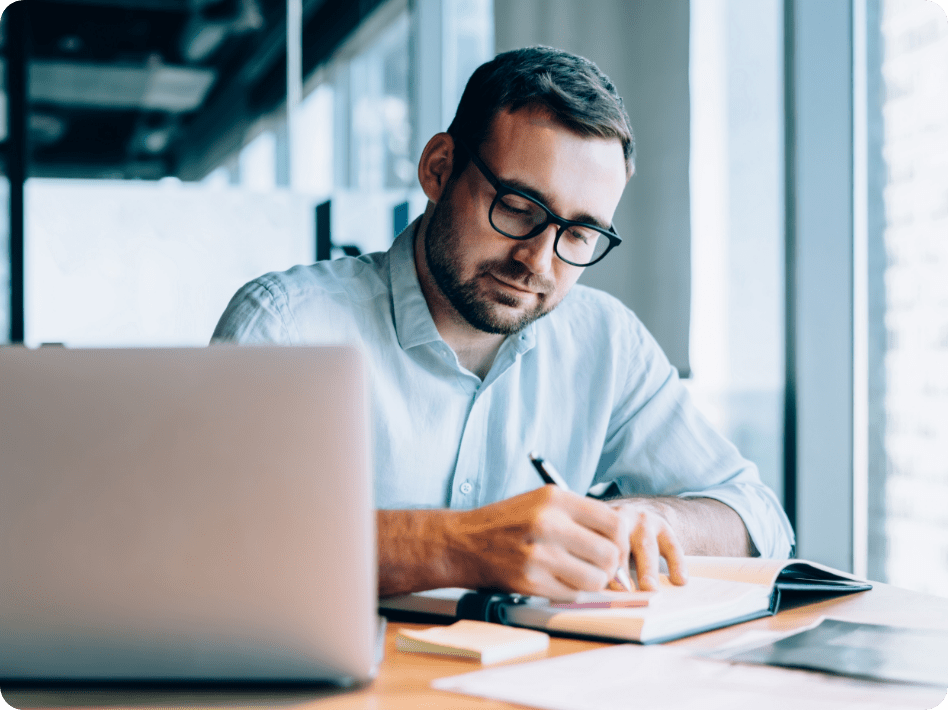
[586,568,610,591]
[597,539,621,569]
[519,566,552,597]
[531,509,557,538]
[516,571,538,594]
[606,510,627,539]
[538,484,560,504]
[510,558,538,592]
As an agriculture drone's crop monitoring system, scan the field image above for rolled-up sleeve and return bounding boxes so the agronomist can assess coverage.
[598,314,795,559]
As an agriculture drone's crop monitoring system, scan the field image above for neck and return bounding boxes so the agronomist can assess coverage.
[413,209,506,379]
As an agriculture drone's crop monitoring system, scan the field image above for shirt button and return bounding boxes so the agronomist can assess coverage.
[459,481,473,495]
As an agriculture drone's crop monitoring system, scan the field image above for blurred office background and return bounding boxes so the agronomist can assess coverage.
[0,0,945,594]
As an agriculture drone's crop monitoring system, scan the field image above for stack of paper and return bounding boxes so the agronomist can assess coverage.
[432,643,946,710]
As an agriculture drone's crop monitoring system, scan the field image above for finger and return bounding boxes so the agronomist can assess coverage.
[518,567,584,601]
[530,494,623,584]
[629,526,662,591]
[613,514,632,587]
[560,493,631,565]
[515,544,611,599]
[560,522,625,580]
[597,515,633,591]
[508,491,622,595]
[548,550,612,596]
[657,525,688,585]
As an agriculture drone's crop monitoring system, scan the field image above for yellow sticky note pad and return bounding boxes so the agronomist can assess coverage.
[396,620,550,665]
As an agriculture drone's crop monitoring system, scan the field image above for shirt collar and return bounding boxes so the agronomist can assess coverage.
[389,216,539,359]
[390,217,444,351]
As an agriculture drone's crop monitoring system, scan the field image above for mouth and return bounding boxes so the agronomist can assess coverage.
[488,273,542,297]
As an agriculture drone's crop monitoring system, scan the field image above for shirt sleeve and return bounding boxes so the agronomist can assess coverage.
[210,277,298,345]
[597,313,795,559]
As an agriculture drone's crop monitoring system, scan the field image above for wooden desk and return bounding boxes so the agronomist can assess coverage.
[6,582,948,709]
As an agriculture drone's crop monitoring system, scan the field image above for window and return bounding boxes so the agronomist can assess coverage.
[865,0,948,594]
[329,4,419,256]
[689,0,948,590]
[292,82,334,197]
[238,129,278,192]
[0,178,7,342]
[25,177,312,347]
[17,0,493,347]
[688,0,786,502]
[348,12,412,191]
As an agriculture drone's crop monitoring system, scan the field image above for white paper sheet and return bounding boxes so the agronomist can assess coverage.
[432,643,947,710]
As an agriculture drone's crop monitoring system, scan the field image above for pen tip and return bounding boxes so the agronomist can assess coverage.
[616,567,635,592]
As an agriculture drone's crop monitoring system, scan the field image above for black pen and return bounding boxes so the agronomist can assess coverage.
[529,452,635,592]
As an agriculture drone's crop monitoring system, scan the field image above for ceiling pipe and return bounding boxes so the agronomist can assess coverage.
[180,0,263,64]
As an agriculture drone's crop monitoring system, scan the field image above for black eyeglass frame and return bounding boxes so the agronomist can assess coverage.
[454,137,622,267]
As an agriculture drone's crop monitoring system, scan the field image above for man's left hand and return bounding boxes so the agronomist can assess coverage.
[609,499,688,591]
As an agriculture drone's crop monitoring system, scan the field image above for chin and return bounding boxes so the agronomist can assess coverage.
[480,298,553,335]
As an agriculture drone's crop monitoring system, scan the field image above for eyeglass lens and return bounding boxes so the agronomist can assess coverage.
[490,193,612,266]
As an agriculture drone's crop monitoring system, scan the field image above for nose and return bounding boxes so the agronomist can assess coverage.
[511,224,558,275]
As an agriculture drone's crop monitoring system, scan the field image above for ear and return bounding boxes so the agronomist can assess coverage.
[418,132,457,203]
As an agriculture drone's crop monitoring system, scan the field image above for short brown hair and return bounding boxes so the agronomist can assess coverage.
[447,46,635,178]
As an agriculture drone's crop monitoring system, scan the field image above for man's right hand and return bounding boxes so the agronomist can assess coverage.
[377,486,631,600]
[449,485,633,599]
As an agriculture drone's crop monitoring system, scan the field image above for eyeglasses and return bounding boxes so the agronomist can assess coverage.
[455,137,622,267]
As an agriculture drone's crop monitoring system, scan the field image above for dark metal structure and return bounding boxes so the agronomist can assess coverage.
[1,0,386,342]
[3,0,386,180]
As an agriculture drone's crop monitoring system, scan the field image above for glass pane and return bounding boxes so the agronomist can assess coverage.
[25,178,312,347]
[0,177,8,343]
[293,83,334,197]
[19,0,495,347]
[349,12,412,191]
[239,130,278,192]
[443,0,495,115]
[867,0,948,593]
[688,0,786,502]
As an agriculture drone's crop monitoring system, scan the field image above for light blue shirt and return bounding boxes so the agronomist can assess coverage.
[213,220,794,558]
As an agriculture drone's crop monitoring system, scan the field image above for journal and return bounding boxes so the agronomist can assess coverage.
[380,557,872,644]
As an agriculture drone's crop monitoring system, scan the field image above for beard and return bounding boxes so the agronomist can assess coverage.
[423,187,560,335]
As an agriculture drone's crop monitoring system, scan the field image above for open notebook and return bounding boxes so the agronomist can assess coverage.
[380,557,872,645]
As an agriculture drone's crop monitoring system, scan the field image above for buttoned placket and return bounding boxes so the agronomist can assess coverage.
[446,330,535,509]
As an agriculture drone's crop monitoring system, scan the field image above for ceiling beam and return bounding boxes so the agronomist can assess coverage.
[40,0,190,11]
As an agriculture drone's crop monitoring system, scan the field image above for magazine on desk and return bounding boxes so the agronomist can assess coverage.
[379,556,872,645]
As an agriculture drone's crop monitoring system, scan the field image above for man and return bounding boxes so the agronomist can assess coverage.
[213,46,794,600]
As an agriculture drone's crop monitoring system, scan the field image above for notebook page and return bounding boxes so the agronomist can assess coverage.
[683,556,790,586]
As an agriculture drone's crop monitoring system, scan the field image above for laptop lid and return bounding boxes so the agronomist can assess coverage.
[0,344,377,684]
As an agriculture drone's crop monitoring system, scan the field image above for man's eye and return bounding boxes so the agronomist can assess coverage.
[498,196,533,215]
[566,228,592,244]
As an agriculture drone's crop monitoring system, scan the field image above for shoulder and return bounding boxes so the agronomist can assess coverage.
[256,250,390,304]
[549,284,652,345]
[213,251,391,344]
[540,284,672,382]
[559,284,632,315]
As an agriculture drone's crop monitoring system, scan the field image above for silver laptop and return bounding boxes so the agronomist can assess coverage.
[0,344,378,685]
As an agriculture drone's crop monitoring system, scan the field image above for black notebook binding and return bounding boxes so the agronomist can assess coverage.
[455,591,528,624]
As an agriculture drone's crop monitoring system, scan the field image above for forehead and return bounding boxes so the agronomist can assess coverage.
[478,108,628,223]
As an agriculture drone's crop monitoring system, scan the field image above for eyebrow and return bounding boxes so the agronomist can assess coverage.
[500,176,613,231]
